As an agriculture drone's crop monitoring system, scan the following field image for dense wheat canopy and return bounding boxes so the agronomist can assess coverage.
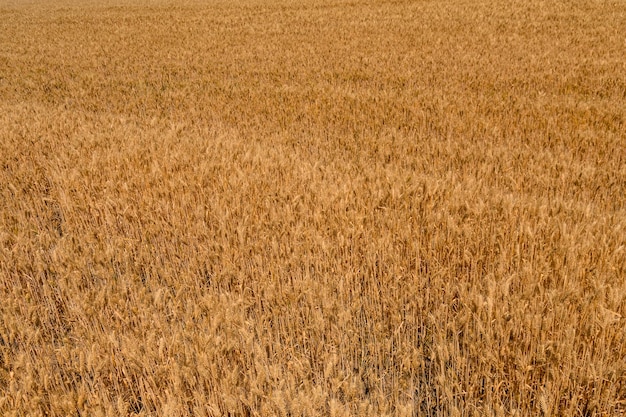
[1,0,625,415]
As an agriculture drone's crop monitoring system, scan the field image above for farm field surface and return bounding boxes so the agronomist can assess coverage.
[1,0,625,415]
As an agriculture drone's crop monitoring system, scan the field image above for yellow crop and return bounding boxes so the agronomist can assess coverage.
[1,0,624,415]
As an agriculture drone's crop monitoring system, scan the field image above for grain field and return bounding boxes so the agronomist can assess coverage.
[0,0,625,415]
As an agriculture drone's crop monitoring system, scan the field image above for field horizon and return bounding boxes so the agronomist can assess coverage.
[1,0,625,415]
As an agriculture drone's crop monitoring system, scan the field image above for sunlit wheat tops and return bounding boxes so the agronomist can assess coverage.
[0,0,625,416]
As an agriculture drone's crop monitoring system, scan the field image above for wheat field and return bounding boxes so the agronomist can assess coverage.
[0,0,625,415]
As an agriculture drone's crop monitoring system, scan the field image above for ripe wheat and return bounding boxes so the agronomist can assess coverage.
[0,0,625,416]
